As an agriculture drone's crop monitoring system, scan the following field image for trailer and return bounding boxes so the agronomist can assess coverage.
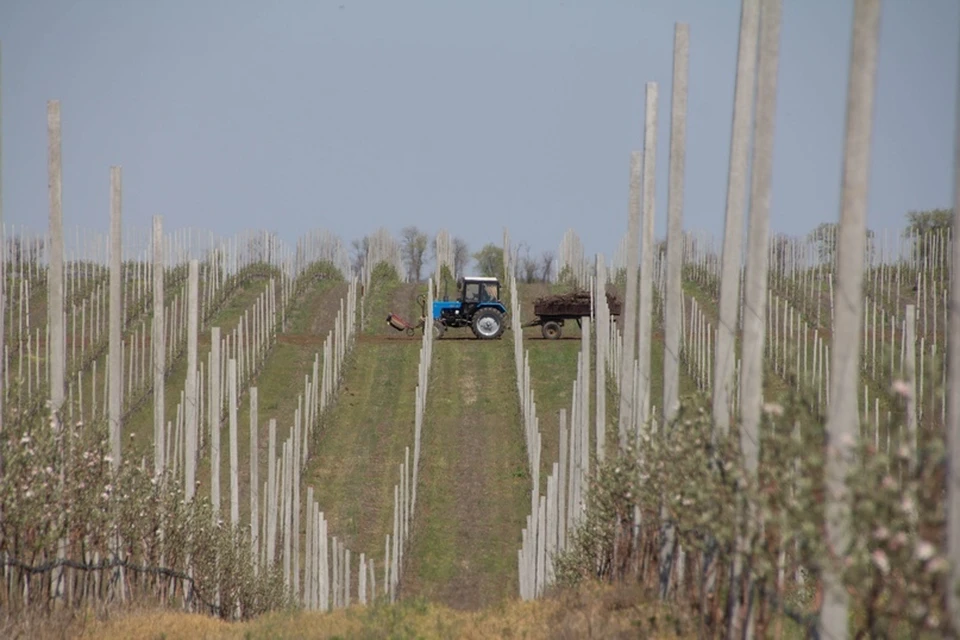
[523,290,622,339]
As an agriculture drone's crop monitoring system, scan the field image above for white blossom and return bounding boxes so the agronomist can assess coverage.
[871,549,890,574]
[915,541,936,562]
[890,379,912,398]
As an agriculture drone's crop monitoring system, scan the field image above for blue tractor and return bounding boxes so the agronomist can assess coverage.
[429,276,507,340]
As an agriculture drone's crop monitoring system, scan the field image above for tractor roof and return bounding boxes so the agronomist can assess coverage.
[462,276,500,283]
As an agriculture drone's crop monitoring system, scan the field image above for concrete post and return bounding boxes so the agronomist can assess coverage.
[185,260,199,500]
[320,516,329,610]
[0,41,3,232]
[595,255,608,462]
[580,318,591,490]
[947,15,960,628]
[821,1,881,637]
[44,100,69,604]
[663,23,689,430]
[712,0,761,437]
[1,232,6,431]
[47,101,65,415]
[558,409,567,551]
[637,82,658,431]
[153,216,165,475]
[108,166,123,471]
[283,441,292,590]
[250,387,259,568]
[659,22,690,600]
[210,327,221,509]
[267,418,277,568]
[904,305,917,456]
[739,0,782,508]
[730,0,782,630]
[359,552,366,605]
[229,358,239,526]
[536,495,546,597]
[617,153,642,449]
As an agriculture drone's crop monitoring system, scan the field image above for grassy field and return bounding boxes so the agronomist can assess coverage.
[123,273,275,461]
[301,336,421,557]
[212,274,348,524]
[362,269,425,338]
[515,283,583,495]
[60,583,689,639]
[402,336,529,611]
[297,276,425,562]
[297,273,535,610]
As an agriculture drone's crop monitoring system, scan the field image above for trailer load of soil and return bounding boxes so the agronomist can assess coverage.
[532,290,622,317]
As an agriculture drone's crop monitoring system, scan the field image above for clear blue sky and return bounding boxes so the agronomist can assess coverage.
[1,0,958,260]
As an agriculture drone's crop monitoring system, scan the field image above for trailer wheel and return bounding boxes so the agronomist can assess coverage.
[542,321,562,340]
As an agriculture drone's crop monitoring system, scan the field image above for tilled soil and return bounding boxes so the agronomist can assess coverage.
[402,338,529,610]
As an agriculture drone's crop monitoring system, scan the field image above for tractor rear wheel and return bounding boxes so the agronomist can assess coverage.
[433,320,446,340]
[472,308,505,339]
[541,321,562,340]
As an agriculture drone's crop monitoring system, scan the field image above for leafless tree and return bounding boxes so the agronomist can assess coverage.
[539,251,555,282]
[520,256,538,283]
[401,226,429,282]
[453,237,470,277]
[246,231,278,264]
[770,233,791,277]
[7,235,43,269]
[351,236,369,275]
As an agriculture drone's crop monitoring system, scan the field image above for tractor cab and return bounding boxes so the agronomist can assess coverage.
[430,276,507,340]
[459,276,501,312]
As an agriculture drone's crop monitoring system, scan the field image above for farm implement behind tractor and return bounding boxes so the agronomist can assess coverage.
[385,312,422,336]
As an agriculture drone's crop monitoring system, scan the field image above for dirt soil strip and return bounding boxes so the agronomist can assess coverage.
[403,337,529,611]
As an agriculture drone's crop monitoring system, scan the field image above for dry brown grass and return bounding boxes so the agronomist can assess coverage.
[51,583,695,639]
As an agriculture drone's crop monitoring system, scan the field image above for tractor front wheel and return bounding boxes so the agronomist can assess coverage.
[433,320,446,340]
[472,308,505,340]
